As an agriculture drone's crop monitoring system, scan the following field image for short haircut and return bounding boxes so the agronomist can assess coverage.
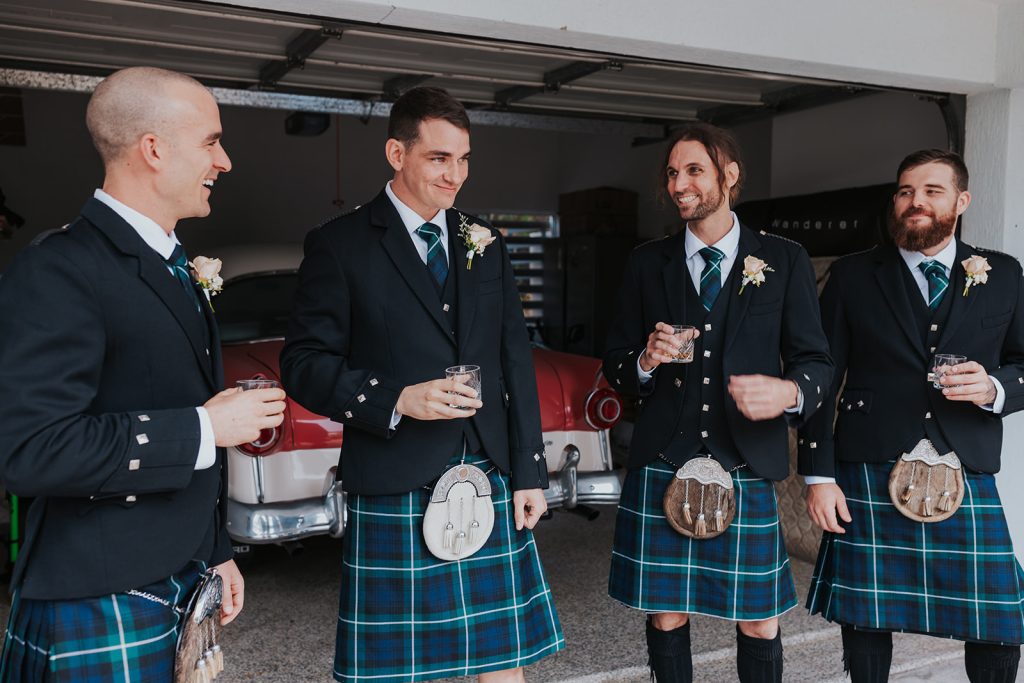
[387,87,470,147]
[896,149,969,191]
[663,122,745,205]
[86,67,209,164]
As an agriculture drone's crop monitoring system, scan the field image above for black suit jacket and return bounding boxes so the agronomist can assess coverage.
[280,190,547,495]
[603,225,833,481]
[799,242,1024,478]
[0,198,232,600]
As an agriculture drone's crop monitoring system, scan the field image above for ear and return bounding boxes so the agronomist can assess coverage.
[137,133,163,172]
[385,138,405,173]
[955,190,971,216]
[723,161,740,191]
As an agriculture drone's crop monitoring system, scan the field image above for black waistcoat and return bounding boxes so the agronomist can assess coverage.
[662,271,743,471]
[900,264,955,453]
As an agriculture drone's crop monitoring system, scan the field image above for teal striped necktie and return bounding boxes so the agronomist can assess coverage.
[698,246,726,312]
[918,260,949,311]
[415,222,448,290]
[167,243,202,312]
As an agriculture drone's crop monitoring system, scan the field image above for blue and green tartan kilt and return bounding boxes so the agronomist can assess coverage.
[334,452,565,683]
[0,562,203,683]
[807,460,1024,644]
[608,458,797,621]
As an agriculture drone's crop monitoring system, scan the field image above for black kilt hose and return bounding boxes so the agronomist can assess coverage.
[609,459,797,621]
[334,453,564,683]
[808,460,1024,644]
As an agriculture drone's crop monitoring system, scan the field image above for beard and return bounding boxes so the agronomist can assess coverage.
[888,205,957,251]
[674,183,725,221]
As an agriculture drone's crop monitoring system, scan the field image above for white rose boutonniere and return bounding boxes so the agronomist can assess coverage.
[739,255,774,295]
[961,255,991,296]
[190,256,224,303]
[458,213,496,270]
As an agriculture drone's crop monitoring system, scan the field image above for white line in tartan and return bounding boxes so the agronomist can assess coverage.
[639,466,649,608]
[864,463,880,626]
[352,492,362,680]
[110,594,132,683]
[50,624,177,661]
[616,504,781,528]
[332,638,564,680]
[969,478,981,639]
[845,496,1002,509]
[611,551,792,577]
[609,595,798,622]
[497,472,524,667]
[732,472,744,620]
[338,587,557,627]
[3,631,48,656]
[342,539,537,572]
[831,539,1015,557]
[408,491,418,680]
[921,493,931,632]
[825,583,1024,606]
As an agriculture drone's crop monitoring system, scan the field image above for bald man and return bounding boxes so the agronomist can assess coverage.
[0,67,284,681]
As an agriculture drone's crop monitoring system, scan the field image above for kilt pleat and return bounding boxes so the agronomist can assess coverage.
[609,458,797,621]
[0,562,203,683]
[807,460,1024,644]
[334,453,564,683]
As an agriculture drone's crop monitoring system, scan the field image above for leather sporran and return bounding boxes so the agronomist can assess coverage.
[423,463,495,561]
[888,439,965,523]
[174,569,224,683]
[663,457,735,539]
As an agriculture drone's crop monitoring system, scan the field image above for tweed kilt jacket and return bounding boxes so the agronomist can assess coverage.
[603,225,833,481]
[0,198,232,600]
[280,190,547,495]
[798,242,1024,477]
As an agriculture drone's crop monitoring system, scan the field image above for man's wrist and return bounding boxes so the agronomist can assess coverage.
[787,380,800,409]
[638,350,656,373]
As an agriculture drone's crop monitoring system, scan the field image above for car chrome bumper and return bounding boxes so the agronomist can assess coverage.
[226,468,348,543]
[543,445,622,509]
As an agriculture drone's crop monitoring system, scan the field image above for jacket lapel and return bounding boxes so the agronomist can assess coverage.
[661,232,688,326]
[448,209,480,350]
[937,241,980,349]
[874,246,927,360]
[723,226,761,354]
[82,199,216,390]
[372,192,454,345]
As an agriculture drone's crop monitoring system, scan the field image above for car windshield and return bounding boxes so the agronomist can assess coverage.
[216,272,299,343]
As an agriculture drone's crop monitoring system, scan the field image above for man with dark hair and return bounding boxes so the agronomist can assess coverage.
[0,66,285,680]
[801,149,1024,682]
[281,86,563,683]
[603,122,832,682]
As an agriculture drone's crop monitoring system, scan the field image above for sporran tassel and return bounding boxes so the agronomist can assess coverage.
[713,509,723,532]
[922,495,933,517]
[902,462,918,503]
[682,502,692,526]
[454,530,466,555]
[694,513,707,538]
[939,490,953,512]
[443,499,455,549]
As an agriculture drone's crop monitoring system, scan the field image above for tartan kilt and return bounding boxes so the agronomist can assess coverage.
[807,460,1024,644]
[0,562,203,682]
[334,452,564,683]
[609,458,797,621]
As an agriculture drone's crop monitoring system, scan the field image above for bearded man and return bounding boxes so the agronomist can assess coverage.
[800,149,1024,683]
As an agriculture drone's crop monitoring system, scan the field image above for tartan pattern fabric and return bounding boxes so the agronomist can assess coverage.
[415,222,449,290]
[918,259,949,311]
[609,458,797,621]
[807,460,1024,644]
[698,245,726,312]
[166,243,202,312]
[334,452,564,682]
[0,562,203,682]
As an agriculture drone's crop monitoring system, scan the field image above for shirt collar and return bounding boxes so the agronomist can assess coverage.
[899,237,958,274]
[93,189,179,260]
[684,212,741,260]
[385,181,448,240]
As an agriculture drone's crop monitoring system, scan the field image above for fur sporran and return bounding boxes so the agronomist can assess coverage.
[888,439,965,523]
[174,569,224,683]
[663,457,735,539]
[423,462,495,561]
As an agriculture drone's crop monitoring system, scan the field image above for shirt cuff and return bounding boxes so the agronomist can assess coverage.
[804,476,836,485]
[982,375,1006,414]
[637,352,654,384]
[784,382,804,415]
[195,407,216,470]
[389,408,402,429]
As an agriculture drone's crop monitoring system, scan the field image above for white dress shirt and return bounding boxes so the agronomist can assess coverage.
[93,189,216,470]
[804,238,1004,486]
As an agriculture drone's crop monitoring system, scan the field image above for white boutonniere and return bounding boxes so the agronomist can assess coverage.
[738,255,774,295]
[458,213,496,270]
[190,255,224,303]
[961,255,991,296]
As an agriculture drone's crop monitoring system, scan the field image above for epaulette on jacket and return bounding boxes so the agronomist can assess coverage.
[966,243,1020,264]
[830,245,879,264]
[757,230,804,248]
[315,205,361,230]
[30,224,70,246]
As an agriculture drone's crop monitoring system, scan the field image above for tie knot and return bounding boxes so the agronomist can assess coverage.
[699,246,726,266]
[919,260,946,279]
[416,223,442,243]
[167,243,189,269]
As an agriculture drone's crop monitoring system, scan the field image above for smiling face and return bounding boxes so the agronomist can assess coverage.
[665,139,738,224]
[157,81,232,222]
[386,118,470,221]
[889,161,970,252]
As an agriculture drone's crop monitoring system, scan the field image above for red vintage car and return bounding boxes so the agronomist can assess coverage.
[215,247,623,547]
